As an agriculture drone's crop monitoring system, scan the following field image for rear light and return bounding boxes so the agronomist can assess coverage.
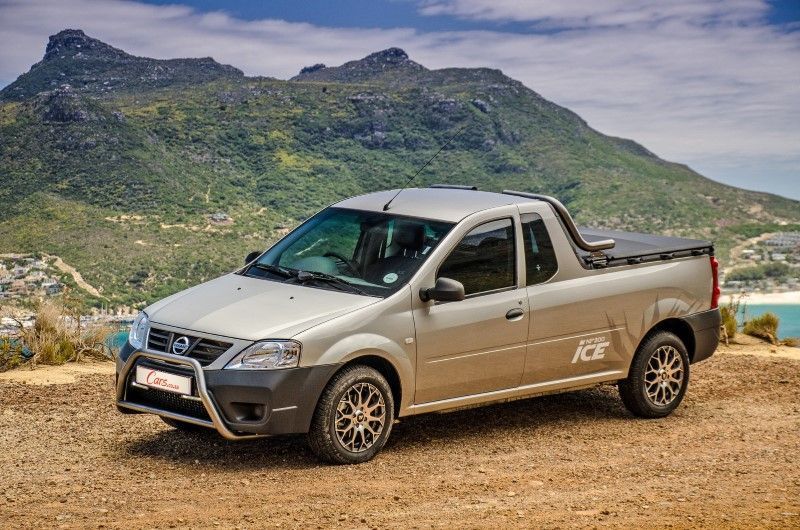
[709,256,720,309]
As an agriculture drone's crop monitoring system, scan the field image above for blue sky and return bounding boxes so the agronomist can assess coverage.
[1,0,799,200]
[143,0,800,30]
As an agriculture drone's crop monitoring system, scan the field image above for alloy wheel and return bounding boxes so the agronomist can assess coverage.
[335,382,386,452]
[644,345,684,407]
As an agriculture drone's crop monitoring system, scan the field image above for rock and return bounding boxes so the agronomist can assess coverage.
[472,99,491,113]
[39,85,92,122]
[299,63,326,75]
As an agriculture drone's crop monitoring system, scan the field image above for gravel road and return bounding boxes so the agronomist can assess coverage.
[0,344,798,529]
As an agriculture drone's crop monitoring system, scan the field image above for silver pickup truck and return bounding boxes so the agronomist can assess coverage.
[116,186,721,464]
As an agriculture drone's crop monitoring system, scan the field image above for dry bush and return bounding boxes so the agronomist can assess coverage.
[1,300,111,370]
[0,337,24,372]
[719,296,744,344]
[720,307,737,341]
[742,312,780,345]
[782,337,800,348]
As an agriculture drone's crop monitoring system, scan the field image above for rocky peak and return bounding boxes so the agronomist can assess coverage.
[291,47,425,83]
[1,29,243,101]
[363,48,411,65]
[43,29,128,62]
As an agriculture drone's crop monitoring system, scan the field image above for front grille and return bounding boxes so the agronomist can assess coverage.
[146,327,232,366]
[127,381,211,422]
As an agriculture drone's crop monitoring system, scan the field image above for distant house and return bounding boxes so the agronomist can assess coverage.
[25,270,47,281]
[772,253,787,262]
[210,212,230,223]
[9,279,27,295]
[765,232,800,248]
[41,279,61,295]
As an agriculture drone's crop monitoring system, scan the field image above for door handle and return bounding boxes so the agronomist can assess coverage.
[505,308,524,320]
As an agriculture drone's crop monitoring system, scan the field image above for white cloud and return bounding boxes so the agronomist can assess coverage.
[0,0,798,199]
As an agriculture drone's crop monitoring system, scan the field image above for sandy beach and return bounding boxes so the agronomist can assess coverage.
[720,290,800,305]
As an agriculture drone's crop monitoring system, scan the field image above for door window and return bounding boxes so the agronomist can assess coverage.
[521,213,558,284]
[438,218,515,296]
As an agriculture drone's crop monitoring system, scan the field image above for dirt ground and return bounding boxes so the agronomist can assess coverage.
[0,340,798,529]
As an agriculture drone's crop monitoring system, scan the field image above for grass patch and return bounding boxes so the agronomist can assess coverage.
[742,312,780,345]
[782,337,799,348]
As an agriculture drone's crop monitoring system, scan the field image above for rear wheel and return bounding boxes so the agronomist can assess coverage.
[619,331,690,418]
[308,365,395,465]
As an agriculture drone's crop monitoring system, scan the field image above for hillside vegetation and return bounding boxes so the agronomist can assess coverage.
[2,29,798,307]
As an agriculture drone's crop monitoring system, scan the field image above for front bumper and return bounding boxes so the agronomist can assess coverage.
[115,344,339,439]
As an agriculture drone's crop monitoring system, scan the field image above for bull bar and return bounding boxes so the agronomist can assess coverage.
[115,350,268,441]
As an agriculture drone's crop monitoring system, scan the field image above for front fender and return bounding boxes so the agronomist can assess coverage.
[293,288,416,413]
[315,333,414,413]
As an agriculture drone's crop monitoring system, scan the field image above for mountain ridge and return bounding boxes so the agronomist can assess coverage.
[1,29,798,307]
[1,29,243,101]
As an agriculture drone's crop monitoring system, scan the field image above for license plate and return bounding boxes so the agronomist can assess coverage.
[135,366,192,395]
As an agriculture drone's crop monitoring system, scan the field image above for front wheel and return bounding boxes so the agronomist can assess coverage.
[619,331,690,418]
[308,365,395,464]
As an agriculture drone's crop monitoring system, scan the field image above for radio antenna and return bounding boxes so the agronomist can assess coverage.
[383,123,469,211]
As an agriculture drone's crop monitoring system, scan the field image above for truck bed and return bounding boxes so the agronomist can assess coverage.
[577,228,713,268]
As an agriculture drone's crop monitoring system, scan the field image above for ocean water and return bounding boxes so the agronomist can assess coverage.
[738,304,800,339]
[107,330,129,352]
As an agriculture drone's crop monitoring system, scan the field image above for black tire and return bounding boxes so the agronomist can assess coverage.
[160,416,208,432]
[308,365,395,465]
[619,331,690,418]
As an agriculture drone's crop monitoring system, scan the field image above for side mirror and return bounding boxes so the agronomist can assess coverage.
[245,251,261,265]
[420,277,465,303]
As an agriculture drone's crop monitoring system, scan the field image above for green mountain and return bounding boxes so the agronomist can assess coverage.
[1,29,798,308]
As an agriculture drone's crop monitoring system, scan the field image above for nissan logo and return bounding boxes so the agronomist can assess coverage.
[172,336,190,355]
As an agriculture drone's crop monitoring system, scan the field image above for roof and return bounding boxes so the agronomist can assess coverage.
[333,187,536,222]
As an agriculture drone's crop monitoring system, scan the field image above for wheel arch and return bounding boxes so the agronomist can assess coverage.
[638,317,696,362]
[337,355,403,416]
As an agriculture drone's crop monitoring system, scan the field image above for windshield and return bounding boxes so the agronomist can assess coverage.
[244,207,454,297]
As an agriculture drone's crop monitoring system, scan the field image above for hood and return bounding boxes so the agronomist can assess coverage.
[145,273,378,341]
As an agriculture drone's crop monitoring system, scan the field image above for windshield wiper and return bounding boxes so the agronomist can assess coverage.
[250,263,296,279]
[294,270,369,296]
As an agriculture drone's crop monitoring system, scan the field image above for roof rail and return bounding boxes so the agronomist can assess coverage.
[429,184,478,191]
[502,190,615,251]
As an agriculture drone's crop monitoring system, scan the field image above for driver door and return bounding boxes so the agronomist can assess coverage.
[413,217,529,403]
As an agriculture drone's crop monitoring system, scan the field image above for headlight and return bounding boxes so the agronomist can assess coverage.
[225,340,301,370]
[128,312,149,350]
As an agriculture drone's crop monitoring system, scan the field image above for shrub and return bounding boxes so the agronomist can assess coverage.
[719,296,743,343]
[782,337,799,348]
[720,306,736,342]
[0,337,24,372]
[0,300,111,371]
[742,312,780,345]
